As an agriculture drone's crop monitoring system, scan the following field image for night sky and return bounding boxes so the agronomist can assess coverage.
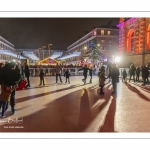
[0,18,119,50]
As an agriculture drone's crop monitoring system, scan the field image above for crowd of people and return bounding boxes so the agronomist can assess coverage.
[121,64,150,86]
[0,61,149,118]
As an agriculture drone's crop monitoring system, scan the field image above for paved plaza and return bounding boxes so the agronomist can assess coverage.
[0,76,150,132]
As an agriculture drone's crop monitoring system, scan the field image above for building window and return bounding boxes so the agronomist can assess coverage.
[108,45,111,50]
[131,32,134,53]
[101,30,104,35]
[108,39,111,43]
[101,40,105,43]
[107,31,110,35]
[101,46,105,50]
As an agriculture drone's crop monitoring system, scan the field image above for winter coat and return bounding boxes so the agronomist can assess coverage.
[39,71,44,79]
[89,69,93,76]
[111,67,119,84]
[54,66,62,74]
[99,71,105,86]
[78,67,89,76]
[64,70,71,78]
[25,65,30,77]
[0,84,15,102]
[0,63,21,85]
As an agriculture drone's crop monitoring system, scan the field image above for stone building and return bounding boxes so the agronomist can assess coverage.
[63,26,119,65]
[117,18,150,67]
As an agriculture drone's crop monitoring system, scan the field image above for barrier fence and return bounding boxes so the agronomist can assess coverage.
[28,68,150,78]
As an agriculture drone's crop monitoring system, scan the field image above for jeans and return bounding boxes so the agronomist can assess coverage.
[40,78,45,85]
[26,76,30,86]
[56,74,62,83]
[10,89,16,108]
[65,77,70,83]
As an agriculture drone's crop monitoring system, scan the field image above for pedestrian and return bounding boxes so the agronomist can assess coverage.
[54,63,63,84]
[78,64,89,85]
[99,66,105,94]
[122,69,127,82]
[129,64,136,83]
[89,66,93,83]
[64,69,71,84]
[110,63,119,94]
[0,84,15,118]
[24,62,30,87]
[0,62,21,114]
[39,69,45,86]
[136,66,140,82]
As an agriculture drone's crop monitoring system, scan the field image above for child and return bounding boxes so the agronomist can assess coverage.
[64,69,71,84]
[39,70,45,86]
[0,84,15,118]
[99,66,105,94]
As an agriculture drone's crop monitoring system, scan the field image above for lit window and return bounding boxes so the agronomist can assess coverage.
[107,31,111,35]
[101,30,104,35]
[101,40,105,43]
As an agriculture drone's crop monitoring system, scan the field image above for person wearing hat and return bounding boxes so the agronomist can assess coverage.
[0,61,21,114]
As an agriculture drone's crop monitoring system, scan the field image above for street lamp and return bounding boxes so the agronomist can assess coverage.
[42,46,46,60]
[48,44,53,57]
[38,48,42,59]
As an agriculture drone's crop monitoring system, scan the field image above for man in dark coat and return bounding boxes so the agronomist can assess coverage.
[78,64,89,84]
[24,63,30,87]
[0,62,21,114]
[129,64,136,83]
[111,63,119,94]
[136,66,140,82]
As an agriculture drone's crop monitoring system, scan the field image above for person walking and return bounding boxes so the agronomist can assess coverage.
[24,62,30,87]
[39,69,45,86]
[0,62,21,114]
[89,66,93,83]
[0,84,15,118]
[111,63,119,94]
[122,69,127,82]
[129,64,136,83]
[78,64,89,85]
[99,66,105,94]
[54,63,63,84]
[136,66,140,82]
[64,69,71,84]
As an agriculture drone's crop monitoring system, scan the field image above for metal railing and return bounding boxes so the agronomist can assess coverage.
[28,67,150,78]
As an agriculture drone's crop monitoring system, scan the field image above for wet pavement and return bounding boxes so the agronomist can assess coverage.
[0,76,150,132]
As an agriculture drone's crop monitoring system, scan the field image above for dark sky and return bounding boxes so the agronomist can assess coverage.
[0,18,119,50]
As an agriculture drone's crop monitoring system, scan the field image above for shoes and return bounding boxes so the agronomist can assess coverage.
[82,79,84,82]
[68,82,70,84]
[65,82,67,83]
[43,84,45,86]
[11,107,16,114]
[39,84,41,86]
[111,91,116,94]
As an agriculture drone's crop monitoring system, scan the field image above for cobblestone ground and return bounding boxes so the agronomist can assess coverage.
[0,76,150,132]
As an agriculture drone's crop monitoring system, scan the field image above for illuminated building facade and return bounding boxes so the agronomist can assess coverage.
[64,27,119,65]
[117,18,150,66]
[0,36,16,61]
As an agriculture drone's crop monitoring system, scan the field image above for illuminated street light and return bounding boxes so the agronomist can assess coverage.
[115,56,120,63]
[84,46,87,50]
[42,46,46,60]
[38,48,42,59]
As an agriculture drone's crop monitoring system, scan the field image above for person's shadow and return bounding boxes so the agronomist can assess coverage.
[99,94,117,132]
